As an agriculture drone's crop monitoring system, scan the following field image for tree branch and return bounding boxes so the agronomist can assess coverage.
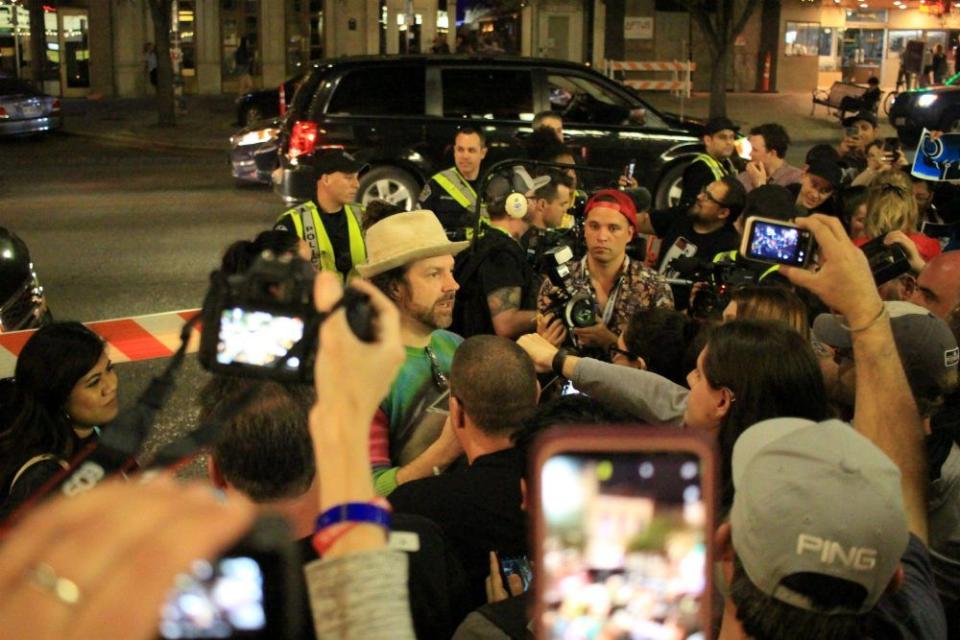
[674,0,722,52]
[732,0,764,39]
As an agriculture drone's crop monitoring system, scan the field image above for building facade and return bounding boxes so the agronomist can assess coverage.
[1,0,955,99]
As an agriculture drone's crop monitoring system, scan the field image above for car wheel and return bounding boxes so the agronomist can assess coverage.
[242,104,264,126]
[654,162,689,210]
[359,166,420,210]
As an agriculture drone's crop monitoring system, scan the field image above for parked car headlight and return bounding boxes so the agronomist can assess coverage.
[231,128,279,146]
[917,94,939,108]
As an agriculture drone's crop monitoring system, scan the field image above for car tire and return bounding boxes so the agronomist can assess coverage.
[654,161,690,210]
[241,104,264,126]
[359,166,420,210]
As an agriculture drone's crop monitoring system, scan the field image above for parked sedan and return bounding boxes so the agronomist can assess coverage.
[235,74,303,126]
[229,118,282,184]
[0,75,62,138]
[889,75,960,144]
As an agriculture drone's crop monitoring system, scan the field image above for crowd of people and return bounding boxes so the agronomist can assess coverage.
[0,108,959,639]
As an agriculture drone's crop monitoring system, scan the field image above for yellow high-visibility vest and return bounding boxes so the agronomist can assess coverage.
[432,167,478,210]
[278,201,366,283]
[693,153,734,181]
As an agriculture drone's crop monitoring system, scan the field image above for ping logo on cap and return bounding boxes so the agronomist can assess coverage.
[796,534,877,570]
[945,347,959,368]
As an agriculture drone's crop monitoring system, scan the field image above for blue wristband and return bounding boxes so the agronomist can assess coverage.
[314,500,392,534]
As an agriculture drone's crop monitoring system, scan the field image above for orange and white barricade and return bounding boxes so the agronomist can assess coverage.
[604,59,696,97]
[0,310,202,378]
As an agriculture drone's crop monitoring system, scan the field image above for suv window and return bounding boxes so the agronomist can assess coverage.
[442,68,533,120]
[327,66,425,115]
[547,73,666,129]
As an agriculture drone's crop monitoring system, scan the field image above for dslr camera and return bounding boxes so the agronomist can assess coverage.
[668,255,759,321]
[198,252,374,382]
[540,245,598,331]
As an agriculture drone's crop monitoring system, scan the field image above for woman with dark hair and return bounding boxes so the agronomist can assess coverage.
[723,285,810,340]
[0,322,118,519]
[219,229,309,276]
[687,320,829,509]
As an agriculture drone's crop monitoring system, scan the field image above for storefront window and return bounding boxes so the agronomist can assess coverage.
[889,30,921,57]
[844,8,888,23]
[819,27,835,57]
[221,0,260,86]
[285,0,322,76]
[0,3,29,79]
[176,1,195,78]
[785,21,820,57]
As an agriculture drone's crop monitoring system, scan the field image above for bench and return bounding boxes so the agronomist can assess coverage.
[811,81,869,120]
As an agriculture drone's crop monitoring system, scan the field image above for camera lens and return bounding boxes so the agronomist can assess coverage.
[568,297,596,328]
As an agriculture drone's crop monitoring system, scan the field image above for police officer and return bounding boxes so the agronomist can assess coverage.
[678,116,740,211]
[419,127,487,235]
[274,150,367,283]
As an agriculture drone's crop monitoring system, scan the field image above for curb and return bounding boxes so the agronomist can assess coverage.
[62,127,227,154]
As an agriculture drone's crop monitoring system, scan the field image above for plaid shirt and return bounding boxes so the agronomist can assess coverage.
[537,256,674,339]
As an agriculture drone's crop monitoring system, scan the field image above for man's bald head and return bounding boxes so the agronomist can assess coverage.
[450,335,538,436]
[912,251,960,321]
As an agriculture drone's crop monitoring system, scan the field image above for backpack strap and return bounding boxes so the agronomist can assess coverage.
[10,454,68,491]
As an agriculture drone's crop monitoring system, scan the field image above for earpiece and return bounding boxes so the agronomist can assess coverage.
[504,192,528,219]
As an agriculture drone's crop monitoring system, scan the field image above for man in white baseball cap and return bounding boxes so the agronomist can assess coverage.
[359,210,469,497]
[717,213,949,639]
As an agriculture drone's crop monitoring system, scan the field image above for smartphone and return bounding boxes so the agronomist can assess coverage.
[845,125,859,138]
[561,380,581,396]
[739,216,814,267]
[499,554,534,593]
[531,427,716,640]
[159,516,301,640]
[624,159,636,181]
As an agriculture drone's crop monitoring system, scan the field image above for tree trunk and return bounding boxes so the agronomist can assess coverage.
[28,1,45,89]
[147,0,176,127]
[709,46,730,117]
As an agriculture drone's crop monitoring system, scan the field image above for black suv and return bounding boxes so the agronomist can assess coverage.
[273,55,707,209]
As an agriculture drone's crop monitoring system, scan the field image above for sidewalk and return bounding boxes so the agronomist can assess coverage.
[644,91,897,165]
[59,94,241,153]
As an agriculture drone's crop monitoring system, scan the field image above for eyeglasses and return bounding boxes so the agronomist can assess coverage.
[608,345,638,361]
[425,346,449,390]
[700,187,726,207]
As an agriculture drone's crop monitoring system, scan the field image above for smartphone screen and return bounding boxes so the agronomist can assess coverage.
[216,307,305,371]
[539,451,708,639]
[500,555,534,593]
[159,556,266,639]
[745,219,811,266]
[625,160,636,180]
[845,126,859,138]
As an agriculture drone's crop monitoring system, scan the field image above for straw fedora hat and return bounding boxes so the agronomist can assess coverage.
[357,210,470,278]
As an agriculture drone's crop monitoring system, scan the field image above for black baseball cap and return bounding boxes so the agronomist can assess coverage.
[842,111,878,129]
[314,150,368,177]
[807,159,843,191]
[704,116,739,136]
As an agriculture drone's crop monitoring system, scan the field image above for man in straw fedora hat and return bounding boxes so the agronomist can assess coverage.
[358,210,469,496]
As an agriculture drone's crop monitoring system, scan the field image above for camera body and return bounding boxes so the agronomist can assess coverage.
[159,515,303,640]
[198,252,373,382]
[541,245,598,332]
[669,255,759,320]
[860,235,911,285]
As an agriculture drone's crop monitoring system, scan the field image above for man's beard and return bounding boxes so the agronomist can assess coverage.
[404,294,455,330]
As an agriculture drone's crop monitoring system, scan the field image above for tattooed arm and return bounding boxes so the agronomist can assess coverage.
[488,286,538,339]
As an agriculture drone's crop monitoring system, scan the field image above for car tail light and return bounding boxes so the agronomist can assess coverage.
[0,106,7,118]
[278,83,286,117]
[289,120,318,159]
[51,99,60,111]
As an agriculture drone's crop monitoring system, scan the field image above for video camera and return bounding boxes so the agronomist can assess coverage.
[540,245,598,332]
[198,252,375,382]
[667,255,759,320]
